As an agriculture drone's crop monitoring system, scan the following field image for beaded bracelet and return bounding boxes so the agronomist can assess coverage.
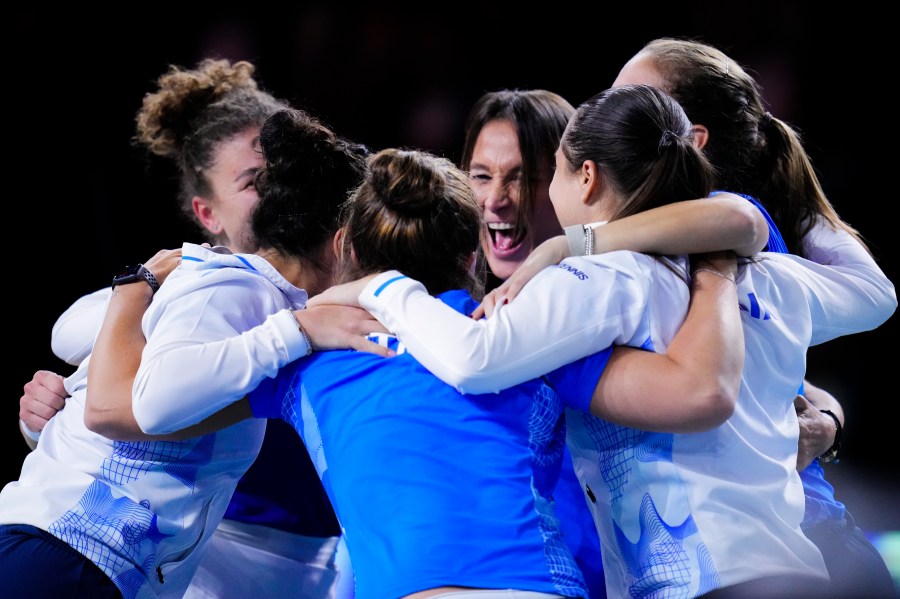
[563,223,595,256]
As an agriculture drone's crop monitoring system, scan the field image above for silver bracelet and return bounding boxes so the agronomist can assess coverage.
[692,268,736,286]
[563,223,595,256]
[289,310,314,357]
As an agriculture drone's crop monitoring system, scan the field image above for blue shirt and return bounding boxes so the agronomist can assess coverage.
[249,289,608,599]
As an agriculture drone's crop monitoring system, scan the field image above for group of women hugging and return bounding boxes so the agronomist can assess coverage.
[1,37,896,599]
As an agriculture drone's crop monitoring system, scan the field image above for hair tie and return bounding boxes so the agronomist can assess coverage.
[658,130,679,152]
[759,111,774,131]
[723,57,730,77]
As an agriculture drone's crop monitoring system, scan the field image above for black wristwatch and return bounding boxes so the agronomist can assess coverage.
[111,264,160,294]
[818,409,842,464]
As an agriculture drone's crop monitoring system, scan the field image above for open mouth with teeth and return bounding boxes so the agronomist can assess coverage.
[486,222,527,256]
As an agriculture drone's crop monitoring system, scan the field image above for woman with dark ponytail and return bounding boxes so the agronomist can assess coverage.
[310,84,892,597]
[611,38,896,598]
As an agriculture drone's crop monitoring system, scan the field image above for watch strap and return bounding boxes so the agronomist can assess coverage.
[141,267,160,293]
[818,409,842,464]
[112,264,160,294]
[564,224,593,257]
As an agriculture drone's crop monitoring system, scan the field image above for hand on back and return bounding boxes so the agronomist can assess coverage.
[295,303,393,358]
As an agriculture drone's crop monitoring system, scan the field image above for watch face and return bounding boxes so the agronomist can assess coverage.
[112,264,145,286]
[118,264,143,277]
[111,263,160,293]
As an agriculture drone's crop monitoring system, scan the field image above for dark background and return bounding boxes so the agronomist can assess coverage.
[8,7,897,533]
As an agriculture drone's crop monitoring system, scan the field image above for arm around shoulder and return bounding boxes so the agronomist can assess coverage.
[594,193,769,258]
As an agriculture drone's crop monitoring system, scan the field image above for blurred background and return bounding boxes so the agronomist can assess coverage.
[8,2,897,573]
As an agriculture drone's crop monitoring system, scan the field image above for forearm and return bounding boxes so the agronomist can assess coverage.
[132,309,308,433]
[360,257,648,394]
[84,284,152,439]
[785,253,896,344]
[593,194,768,258]
[803,221,896,323]
[590,267,741,432]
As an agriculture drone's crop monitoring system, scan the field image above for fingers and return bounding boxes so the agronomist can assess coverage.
[793,394,811,410]
[351,337,395,358]
[34,370,67,397]
[145,248,184,286]
[21,371,68,431]
[361,319,390,335]
[471,288,507,320]
[502,279,524,303]
[470,303,486,320]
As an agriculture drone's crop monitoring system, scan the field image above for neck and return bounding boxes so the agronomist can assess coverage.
[257,248,331,295]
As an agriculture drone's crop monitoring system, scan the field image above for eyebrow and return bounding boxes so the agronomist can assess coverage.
[467,161,523,175]
[234,166,259,182]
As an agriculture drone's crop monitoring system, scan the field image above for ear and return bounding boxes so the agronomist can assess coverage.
[691,124,709,151]
[465,251,477,274]
[332,228,345,261]
[333,227,360,266]
[581,160,602,207]
[192,196,222,235]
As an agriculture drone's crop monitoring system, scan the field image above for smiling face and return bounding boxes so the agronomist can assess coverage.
[196,127,265,253]
[467,119,559,281]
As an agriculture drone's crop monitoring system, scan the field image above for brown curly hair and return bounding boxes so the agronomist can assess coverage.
[133,58,288,240]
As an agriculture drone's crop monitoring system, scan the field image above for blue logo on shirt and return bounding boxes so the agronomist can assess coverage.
[739,292,774,320]
[556,263,588,281]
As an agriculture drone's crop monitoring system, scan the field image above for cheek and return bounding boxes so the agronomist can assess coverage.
[548,173,561,207]
[473,187,488,210]
[239,192,260,215]
[548,174,574,226]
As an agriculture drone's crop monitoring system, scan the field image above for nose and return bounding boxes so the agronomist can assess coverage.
[481,179,513,214]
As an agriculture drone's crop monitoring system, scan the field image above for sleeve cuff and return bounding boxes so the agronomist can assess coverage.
[19,419,41,443]
[360,271,421,309]
[270,309,313,360]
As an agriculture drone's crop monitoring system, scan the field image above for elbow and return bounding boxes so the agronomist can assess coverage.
[682,386,737,432]
[83,406,122,439]
[700,394,736,430]
[735,204,770,257]
[84,393,147,441]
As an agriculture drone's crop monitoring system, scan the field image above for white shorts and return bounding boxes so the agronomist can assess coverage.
[184,519,353,598]
[427,592,567,599]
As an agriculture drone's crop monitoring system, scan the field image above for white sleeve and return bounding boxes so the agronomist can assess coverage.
[132,283,309,434]
[359,251,651,394]
[800,219,897,323]
[765,252,896,345]
[51,287,112,366]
